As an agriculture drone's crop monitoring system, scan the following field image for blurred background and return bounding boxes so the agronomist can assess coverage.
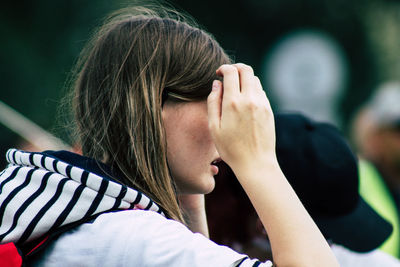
[2,0,400,261]
[1,0,400,165]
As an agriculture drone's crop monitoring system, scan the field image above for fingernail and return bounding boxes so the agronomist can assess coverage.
[212,80,219,91]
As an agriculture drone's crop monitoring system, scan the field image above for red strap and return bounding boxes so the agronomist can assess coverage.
[26,236,49,256]
[0,243,22,267]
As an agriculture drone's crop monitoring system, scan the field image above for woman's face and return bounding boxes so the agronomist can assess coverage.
[162,99,220,194]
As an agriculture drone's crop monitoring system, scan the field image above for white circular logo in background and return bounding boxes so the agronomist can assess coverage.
[262,29,349,127]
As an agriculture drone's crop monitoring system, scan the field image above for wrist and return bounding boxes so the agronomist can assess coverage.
[230,154,281,179]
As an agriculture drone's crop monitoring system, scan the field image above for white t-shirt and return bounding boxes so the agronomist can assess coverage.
[331,243,400,267]
[31,210,273,266]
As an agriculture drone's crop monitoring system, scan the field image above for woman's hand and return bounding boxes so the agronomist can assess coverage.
[207,64,277,172]
[207,63,339,267]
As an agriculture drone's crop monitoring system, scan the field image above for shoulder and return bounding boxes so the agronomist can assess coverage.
[93,210,244,265]
[88,209,176,231]
[86,209,196,243]
[33,210,270,267]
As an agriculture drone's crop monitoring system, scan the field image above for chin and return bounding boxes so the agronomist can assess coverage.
[179,177,215,194]
[199,177,216,194]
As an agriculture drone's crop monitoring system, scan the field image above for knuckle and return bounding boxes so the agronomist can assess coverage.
[236,63,253,74]
[228,99,239,110]
[221,64,237,75]
[243,65,254,73]
[245,98,259,110]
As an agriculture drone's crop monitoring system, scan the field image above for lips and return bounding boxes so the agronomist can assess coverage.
[210,158,222,175]
[211,158,222,165]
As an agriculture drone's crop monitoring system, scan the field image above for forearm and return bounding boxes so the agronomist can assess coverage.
[208,63,338,266]
[233,158,338,267]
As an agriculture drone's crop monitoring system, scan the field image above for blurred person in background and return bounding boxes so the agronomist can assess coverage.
[207,113,400,266]
[352,82,400,202]
[351,82,400,258]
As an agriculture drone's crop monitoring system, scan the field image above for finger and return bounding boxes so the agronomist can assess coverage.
[207,80,223,133]
[254,76,272,109]
[254,76,267,97]
[233,63,254,95]
[216,65,240,103]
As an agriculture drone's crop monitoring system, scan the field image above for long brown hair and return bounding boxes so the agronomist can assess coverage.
[70,4,231,222]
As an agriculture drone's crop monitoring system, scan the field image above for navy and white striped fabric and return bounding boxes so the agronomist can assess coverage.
[0,148,164,245]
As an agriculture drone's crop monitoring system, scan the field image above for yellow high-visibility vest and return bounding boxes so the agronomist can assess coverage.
[359,159,400,258]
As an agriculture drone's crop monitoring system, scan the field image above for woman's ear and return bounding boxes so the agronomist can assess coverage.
[161,99,172,122]
[162,89,169,106]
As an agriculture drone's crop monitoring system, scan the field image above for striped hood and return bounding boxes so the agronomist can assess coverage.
[0,149,164,246]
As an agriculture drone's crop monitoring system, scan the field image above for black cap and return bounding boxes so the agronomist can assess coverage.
[275,113,393,252]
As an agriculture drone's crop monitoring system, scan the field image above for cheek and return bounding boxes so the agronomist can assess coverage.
[166,122,213,179]
[190,119,213,147]
[383,135,400,157]
[169,118,213,164]
[162,101,215,172]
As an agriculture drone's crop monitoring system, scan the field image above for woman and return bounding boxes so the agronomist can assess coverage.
[0,3,338,266]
